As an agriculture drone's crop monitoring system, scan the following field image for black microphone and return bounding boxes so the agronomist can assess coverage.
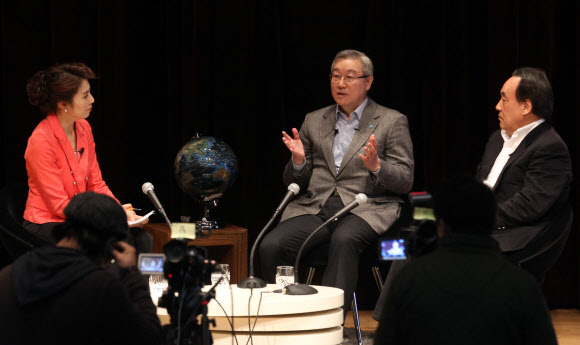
[334,127,339,133]
[354,126,359,131]
[285,193,368,295]
[238,183,300,289]
[141,182,172,228]
[80,148,84,155]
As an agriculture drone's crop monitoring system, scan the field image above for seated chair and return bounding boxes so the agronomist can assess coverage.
[0,183,50,263]
[516,203,574,284]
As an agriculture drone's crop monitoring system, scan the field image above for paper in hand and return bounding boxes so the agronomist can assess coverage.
[128,210,155,226]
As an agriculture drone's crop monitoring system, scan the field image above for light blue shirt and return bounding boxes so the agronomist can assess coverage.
[292,98,372,174]
[332,98,368,172]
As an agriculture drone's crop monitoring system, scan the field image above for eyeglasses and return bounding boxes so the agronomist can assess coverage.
[329,74,370,84]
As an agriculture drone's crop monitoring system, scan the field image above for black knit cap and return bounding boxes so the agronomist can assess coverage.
[60,192,128,241]
[433,175,496,235]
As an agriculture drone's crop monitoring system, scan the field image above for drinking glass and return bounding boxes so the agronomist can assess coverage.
[149,275,168,306]
[276,266,295,289]
[211,264,230,287]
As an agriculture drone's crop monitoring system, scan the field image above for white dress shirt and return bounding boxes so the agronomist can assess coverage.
[483,119,545,189]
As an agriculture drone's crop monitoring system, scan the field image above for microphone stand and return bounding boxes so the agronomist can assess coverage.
[237,210,281,288]
[284,217,338,295]
[142,182,172,229]
[286,194,367,295]
[238,184,300,289]
[159,210,172,230]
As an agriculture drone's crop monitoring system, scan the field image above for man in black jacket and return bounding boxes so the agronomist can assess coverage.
[373,67,572,322]
[374,177,557,345]
[0,192,163,345]
[476,67,572,282]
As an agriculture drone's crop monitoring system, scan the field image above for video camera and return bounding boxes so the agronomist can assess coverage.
[379,193,438,261]
[138,223,218,345]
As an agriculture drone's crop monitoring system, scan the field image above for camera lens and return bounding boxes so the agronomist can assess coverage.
[163,239,188,263]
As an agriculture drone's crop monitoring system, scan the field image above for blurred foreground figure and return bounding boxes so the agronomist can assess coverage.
[374,177,557,345]
[0,192,162,345]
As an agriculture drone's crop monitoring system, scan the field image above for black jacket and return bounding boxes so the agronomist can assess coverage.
[0,247,162,345]
[476,122,572,251]
[374,234,557,345]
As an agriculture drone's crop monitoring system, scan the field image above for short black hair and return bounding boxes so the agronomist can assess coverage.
[433,176,496,235]
[53,192,128,262]
[512,67,554,121]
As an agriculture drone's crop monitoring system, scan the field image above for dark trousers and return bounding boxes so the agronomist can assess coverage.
[22,220,59,244]
[259,196,378,316]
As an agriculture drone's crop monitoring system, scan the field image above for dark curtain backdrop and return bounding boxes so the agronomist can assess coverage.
[1,0,578,308]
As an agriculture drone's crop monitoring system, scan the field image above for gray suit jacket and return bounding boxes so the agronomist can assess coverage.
[280,98,414,235]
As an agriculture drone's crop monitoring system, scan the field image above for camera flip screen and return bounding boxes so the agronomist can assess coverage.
[138,253,166,275]
[379,238,407,260]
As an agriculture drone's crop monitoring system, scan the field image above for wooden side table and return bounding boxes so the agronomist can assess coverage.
[142,223,248,284]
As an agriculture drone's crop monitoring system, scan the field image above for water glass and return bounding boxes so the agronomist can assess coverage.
[276,266,295,289]
[211,264,230,287]
[149,275,168,306]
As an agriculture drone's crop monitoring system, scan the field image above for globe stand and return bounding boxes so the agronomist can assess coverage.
[195,199,224,230]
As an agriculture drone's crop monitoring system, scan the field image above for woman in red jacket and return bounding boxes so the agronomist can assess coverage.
[23,63,146,243]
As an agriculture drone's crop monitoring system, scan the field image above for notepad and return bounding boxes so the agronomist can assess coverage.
[128,210,155,226]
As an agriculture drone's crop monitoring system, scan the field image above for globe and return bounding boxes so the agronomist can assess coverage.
[174,135,239,205]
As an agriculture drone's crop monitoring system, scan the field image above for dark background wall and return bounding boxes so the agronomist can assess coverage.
[1,0,578,309]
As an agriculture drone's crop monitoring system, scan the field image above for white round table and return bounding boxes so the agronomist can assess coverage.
[204,284,344,345]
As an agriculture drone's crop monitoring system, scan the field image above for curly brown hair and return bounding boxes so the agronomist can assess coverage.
[26,62,96,114]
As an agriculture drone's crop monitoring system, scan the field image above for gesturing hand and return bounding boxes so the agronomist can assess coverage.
[359,134,381,172]
[282,128,305,165]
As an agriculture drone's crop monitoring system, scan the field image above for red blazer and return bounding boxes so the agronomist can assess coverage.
[24,114,118,224]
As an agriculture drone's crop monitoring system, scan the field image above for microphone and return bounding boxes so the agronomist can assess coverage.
[80,148,84,155]
[334,127,338,133]
[285,193,368,295]
[329,193,368,222]
[354,126,359,131]
[141,182,172,228]
[275,183,300,214]
[238,183,300,289]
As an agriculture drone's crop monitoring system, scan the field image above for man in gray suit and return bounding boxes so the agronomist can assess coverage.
[260,49,414,312]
